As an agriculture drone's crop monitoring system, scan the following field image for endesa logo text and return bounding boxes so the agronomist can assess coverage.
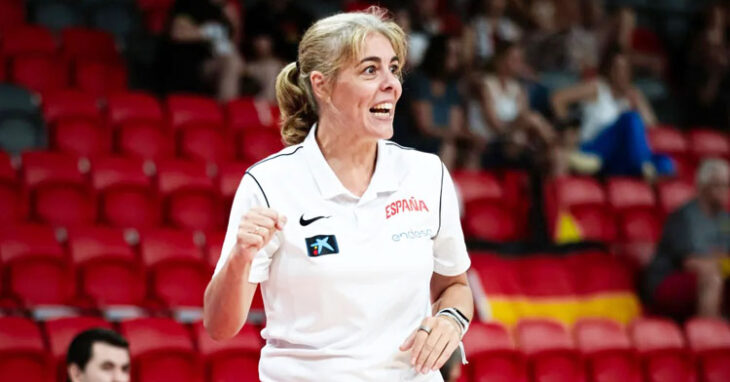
[385,196,429,219]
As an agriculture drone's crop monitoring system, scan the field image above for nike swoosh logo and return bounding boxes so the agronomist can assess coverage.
[300,214,331,226]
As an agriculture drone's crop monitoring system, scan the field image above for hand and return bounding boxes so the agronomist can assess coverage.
[234,207,286,264]
[399,315,461,374]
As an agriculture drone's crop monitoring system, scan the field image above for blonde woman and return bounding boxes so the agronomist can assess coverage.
[203,8,473,381]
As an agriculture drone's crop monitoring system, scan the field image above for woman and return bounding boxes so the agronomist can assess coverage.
[409,34,476,169]
[551,46,673,179]
[203,8,473,381]
[463,0,522,70]
[161,0,244,101]
[468,40,555,170]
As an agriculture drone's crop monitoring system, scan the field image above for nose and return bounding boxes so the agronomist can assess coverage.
[380,69,402,98]
[112,369,130,382]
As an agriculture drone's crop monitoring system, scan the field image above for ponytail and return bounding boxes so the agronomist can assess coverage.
[275,62,317,146]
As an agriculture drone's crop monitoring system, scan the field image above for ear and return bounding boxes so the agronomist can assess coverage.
[309,71,330,103]
[67,364,83,382]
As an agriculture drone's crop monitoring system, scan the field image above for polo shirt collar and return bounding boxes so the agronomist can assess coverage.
[302,124,399,200]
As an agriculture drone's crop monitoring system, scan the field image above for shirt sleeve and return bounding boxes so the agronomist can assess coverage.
[214,172,282,283]
[433,162,471,276]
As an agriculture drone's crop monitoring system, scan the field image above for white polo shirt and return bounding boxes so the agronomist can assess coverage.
[215,125,470,381]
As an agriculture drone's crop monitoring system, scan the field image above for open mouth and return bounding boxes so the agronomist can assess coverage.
[369,102,393,117]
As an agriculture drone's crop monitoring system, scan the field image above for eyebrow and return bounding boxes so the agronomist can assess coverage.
[359,56,400,64]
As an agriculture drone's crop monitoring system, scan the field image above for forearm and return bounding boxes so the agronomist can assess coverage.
[203,251,257,340]
[432,282,473,322]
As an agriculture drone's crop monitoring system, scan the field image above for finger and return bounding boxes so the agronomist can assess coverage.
[239,224,272,246]
[399,330,416,351]
[433,339,459,372]
[409,329,429,366]
[275,215,288,230]
[244,213,277,230]
[249,207,279,221]
[423,334,451,373]
[236,231,264,249]
[415,331,443,373]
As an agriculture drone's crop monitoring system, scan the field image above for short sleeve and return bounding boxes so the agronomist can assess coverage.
[214,172,282,283]
[433,163,471,276]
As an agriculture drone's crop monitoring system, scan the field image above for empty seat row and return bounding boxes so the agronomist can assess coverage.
[463,316,730,382]
[0,316,262,382]
[0,224,230,309]
[649,125,730,181]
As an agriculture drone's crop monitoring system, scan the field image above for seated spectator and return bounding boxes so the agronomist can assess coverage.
[686,3,730,127]
[551,46,673,179]
[408,34,477,169]
[468,40,556,171]
[464,0,522,70]
[643,159,730,318]
[608,6,665,78]
[67,328,130,382]
[160,0,244,101]
[245,32,285,102]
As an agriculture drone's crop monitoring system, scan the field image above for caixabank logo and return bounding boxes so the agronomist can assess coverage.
[305,235,339,257]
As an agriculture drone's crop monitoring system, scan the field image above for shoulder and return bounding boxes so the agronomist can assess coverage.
[382,140,443,175]
[246,143,306,179]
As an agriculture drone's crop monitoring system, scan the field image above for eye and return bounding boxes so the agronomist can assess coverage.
[363,65,376,75]
[389,64,400,74]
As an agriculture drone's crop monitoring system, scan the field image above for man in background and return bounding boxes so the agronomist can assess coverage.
[67,328,130,382]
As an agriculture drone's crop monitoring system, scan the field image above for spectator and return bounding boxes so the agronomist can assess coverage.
[245,32,285,102]
[643,159,730,318]
[468,40,556,171]
[522,0,567,73]
[607,6,666,78]
[161,0,244,101]
[686,3,730,127]
[408,34,476,169]
[244,0,314,62]
[394,7,430,70]
[464,0,522,69]
[551,46,673,179]
[67,328,130,382]
[564,0,610,75]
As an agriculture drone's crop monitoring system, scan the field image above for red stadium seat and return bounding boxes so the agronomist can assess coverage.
[120,318,203,382]
[685,317,730,382]
[657,180,695,216]
[462,200,521,242]
[0,224,73,306]
[91,156,160,228]
[519,256,576,298]
[140,229,209,307]
[515,319,585,382]
[166,94,224,131]
[226,97,278,131]
[0,152,25,222]
[0,2,25,34]
[0,317,52,382]
[42,90,101,126]
[115,121,175,160]
[462,321,527,382]
[606,177,656,211]
[1,25,56,56]
[194,321,262,382]
[21,151,95,226]
[61,27,120,63]
[451,170,502,205]
[575,319,641,382]
[237,127,284,164]
[648,125,688,157]
[51,119,111,158]
[72,60,127,99]
[157,159,222,230]
[10,55,69,95]
[630,318,695,382]
[137,0,175,34]
[106,92,164,127]
[179,127,235,163]
[688,129,730,160]
[218,161,249,208]
[68,226,145,306]
[45,317,113,382]
[607,178,661,265]
[544,176,615,242]
[469,252,522,297]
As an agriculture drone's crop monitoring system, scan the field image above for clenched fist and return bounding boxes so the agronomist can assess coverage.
[234,207,287,263]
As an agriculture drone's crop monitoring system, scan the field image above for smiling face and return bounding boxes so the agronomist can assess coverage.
[314,32,402,141]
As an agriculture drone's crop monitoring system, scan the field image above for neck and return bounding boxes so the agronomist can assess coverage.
[316,117,378,197]
[698,196,721,217]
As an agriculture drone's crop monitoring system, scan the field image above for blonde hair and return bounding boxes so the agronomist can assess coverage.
[275,7,407,146]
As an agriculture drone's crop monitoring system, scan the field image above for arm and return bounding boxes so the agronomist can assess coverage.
[430,272,473,320]
[628,86,657,127]
[170,15,206,42]
[448,104,467,138]
[478,80,507,134]
[550,80,599,120]
[223,2,242,44]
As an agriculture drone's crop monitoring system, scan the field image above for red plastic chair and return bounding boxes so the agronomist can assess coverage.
[462,321,527,382]
[41,89,100,126]
[61,27,120,63]
[575,318,641,382]
[21,151,95,226]
[0,224,72,306]
[515,319,586,382]
[0,317,52,382]
[630,318,695,382]
[45,316,113,382]
[120,318,204,382]
[115,120,174,160]
[10,55,69,95]
[648,125,688,157]
[657,180,695,217]
[0,152,24,222]
[157,159,222,230]
[226,97,277,131]
[179,126,235,163]
[218,161,248,209]
[72,60,127,99]
[237,127,284,164]
[688,129,730,160]
[166,94,224,131]
[462,201,521,242]
[51,118,111,158]
[2,25,56,56]
[0,2,25,34]
[685,317,730,382]
[68,226,145,306]
[92,156,159,228]
[140,229,209,308]
[451,170,502,205]
[106,92,164,127]
[545,176,615,242]
[194,321,262,382]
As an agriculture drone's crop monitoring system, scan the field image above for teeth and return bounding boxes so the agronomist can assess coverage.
[371,102,393,111]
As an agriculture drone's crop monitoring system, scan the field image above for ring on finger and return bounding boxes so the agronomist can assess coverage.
[417,325,432,335]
